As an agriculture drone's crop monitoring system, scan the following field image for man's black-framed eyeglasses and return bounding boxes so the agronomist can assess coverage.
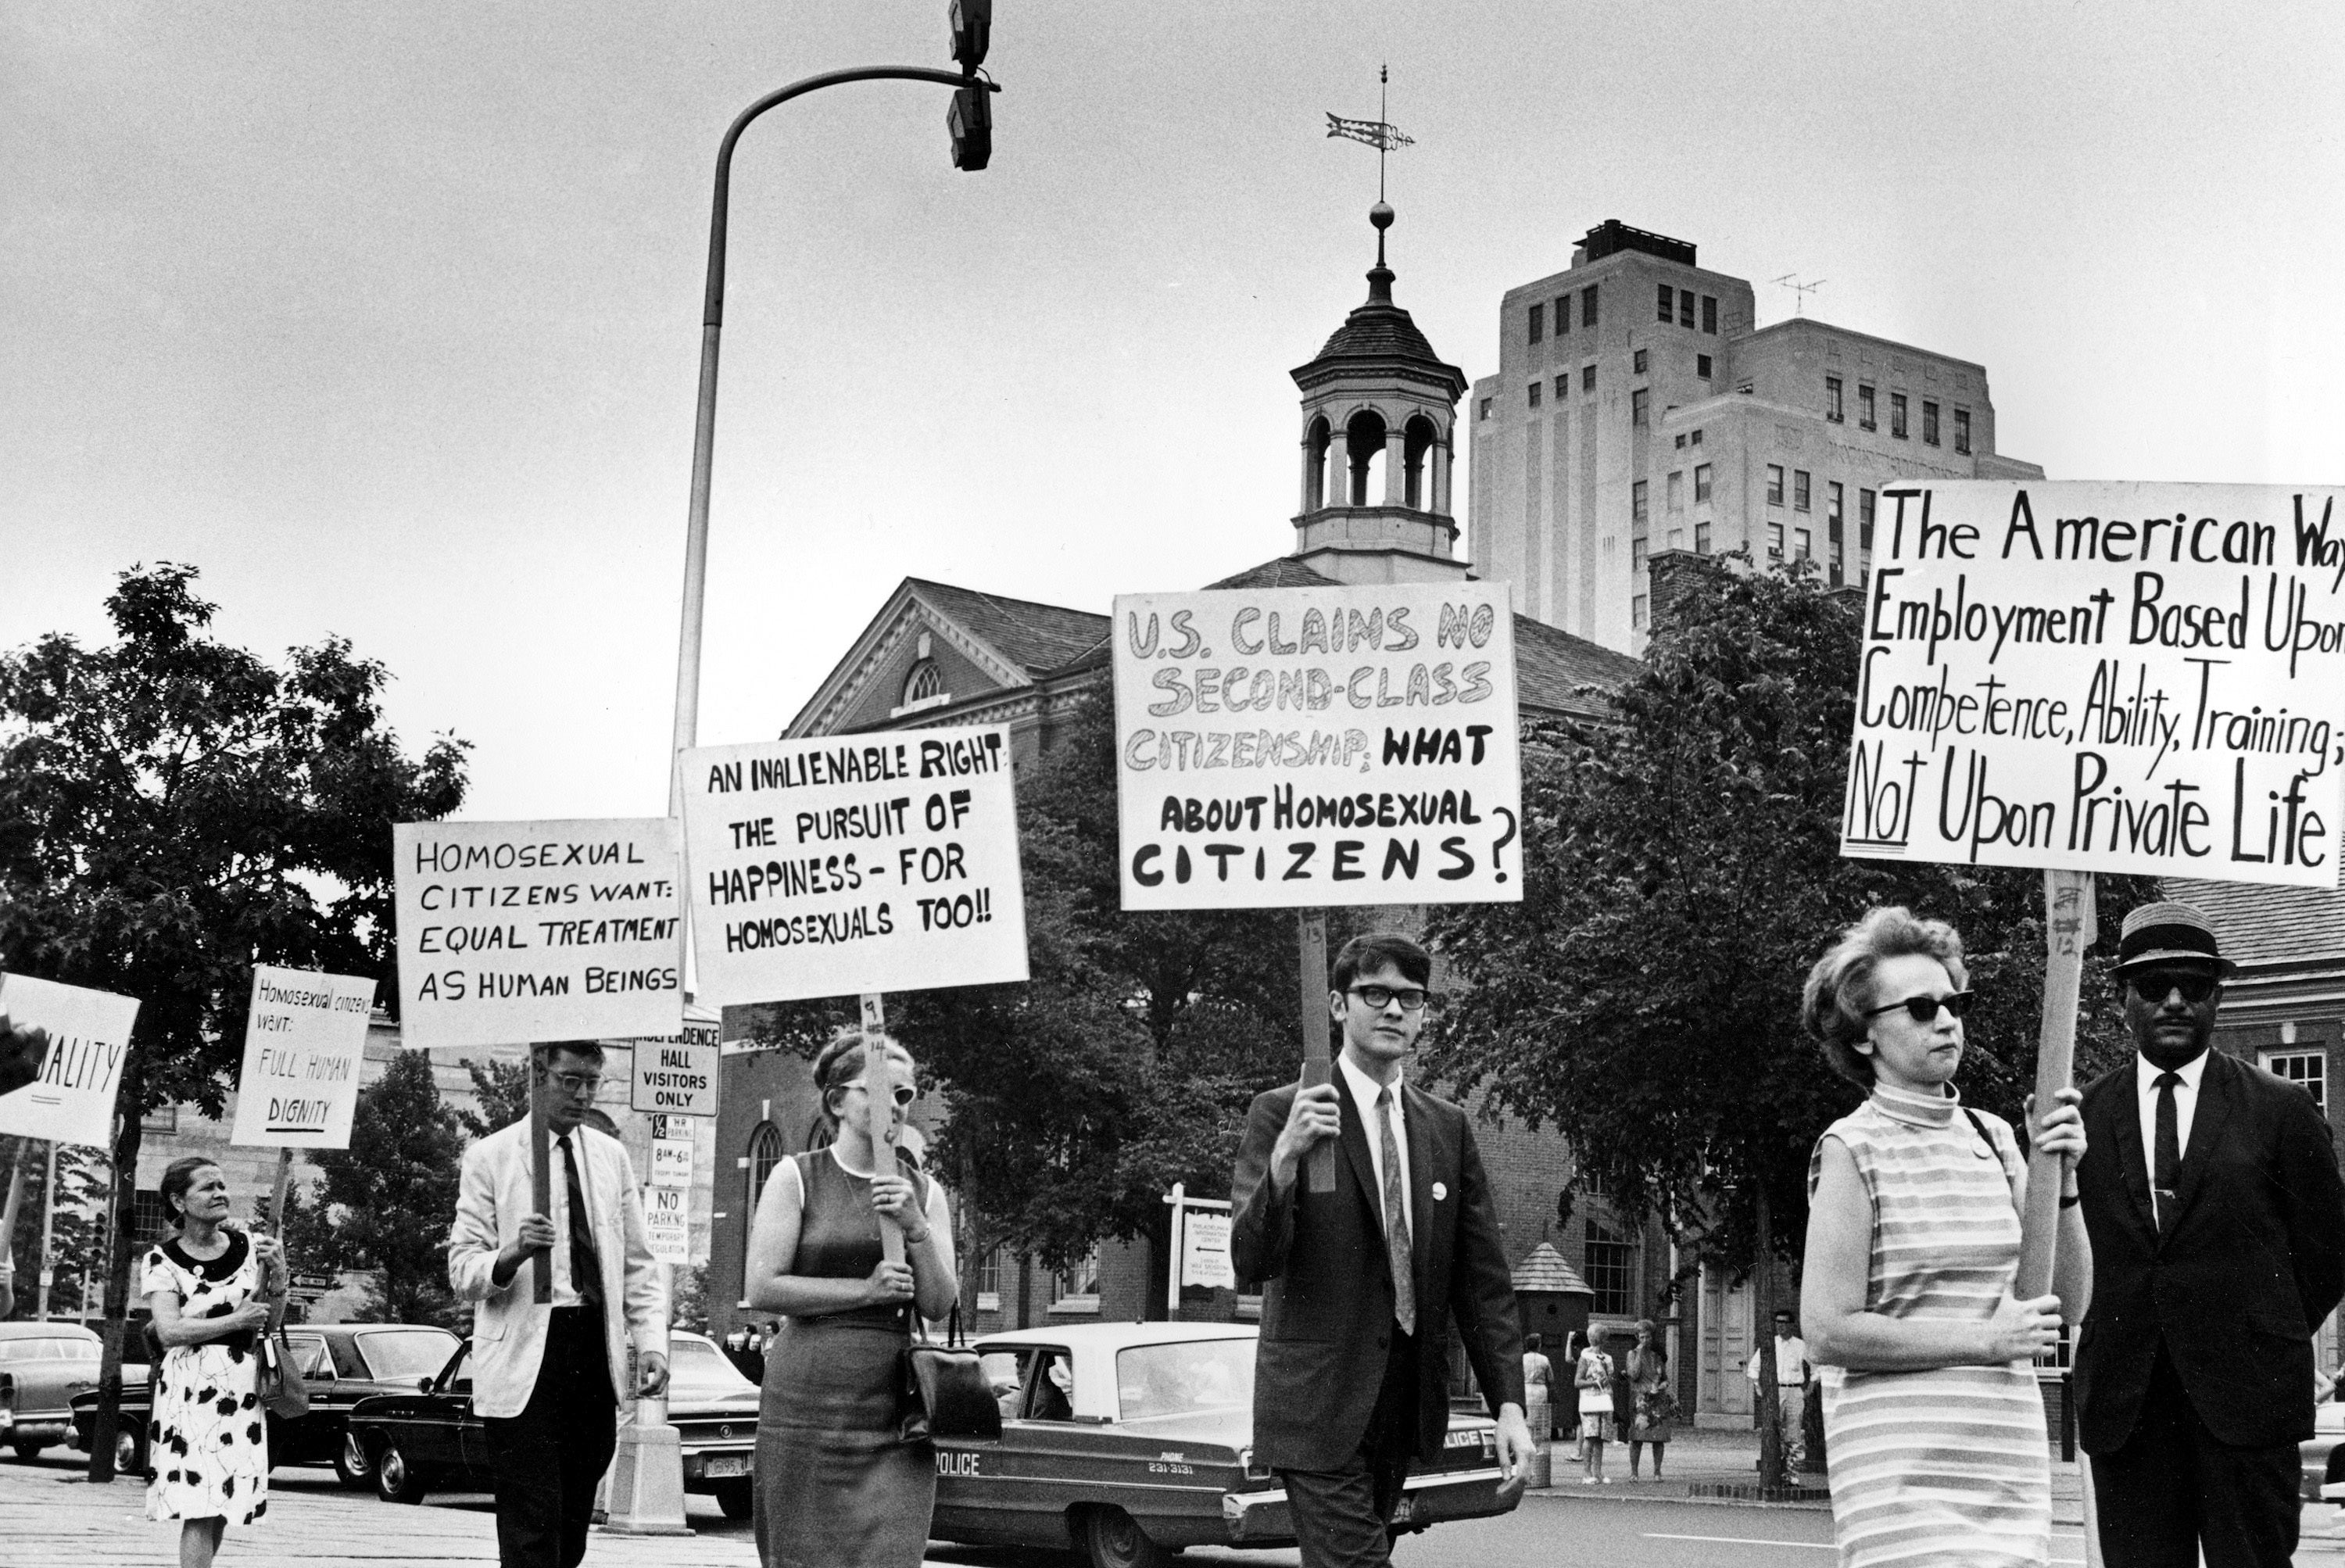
[1863,990,1975,1024]
[548,1072,602,1096]
[1348,985,1433,1013]
[2125,968,2219,1004]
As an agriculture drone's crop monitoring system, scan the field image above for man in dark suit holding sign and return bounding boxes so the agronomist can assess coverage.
[2075,901,2345,1568]
[1232,933,1532,1568]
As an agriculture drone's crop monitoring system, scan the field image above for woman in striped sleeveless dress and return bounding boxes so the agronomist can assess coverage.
[1799,908,2093,1567]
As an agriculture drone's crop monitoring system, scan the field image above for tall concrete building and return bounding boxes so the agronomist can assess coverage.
[1468,220,2046,652]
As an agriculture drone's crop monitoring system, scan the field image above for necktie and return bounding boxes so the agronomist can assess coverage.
[1377,1087,1416,1337]
[557,1133,604,1306]
[2153,1072,2182,1236]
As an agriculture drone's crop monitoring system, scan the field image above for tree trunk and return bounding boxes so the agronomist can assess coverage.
[1752,1184,1785,1491]
[87,1044,145,1484]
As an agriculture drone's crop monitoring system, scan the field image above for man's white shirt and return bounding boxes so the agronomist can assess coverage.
[1337,1053,1412,1238]
[1748,1334,1808,1385]
[2136,1049,2210,1226]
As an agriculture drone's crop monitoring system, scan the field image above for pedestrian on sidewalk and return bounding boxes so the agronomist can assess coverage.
[1746,1310,1810,1468]
[142,1156,289,1568]
[1574,1328,1616,1484]
[1558,1330,1587,1453]
[1521,1334,1554,1445]
[449,1041,669,1568]
[1800,907,2087,1568]
[1626,1320,1674,1478]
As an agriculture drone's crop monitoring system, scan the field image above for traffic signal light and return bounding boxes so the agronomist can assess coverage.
[950,0,990,70]
[948,84,991,171]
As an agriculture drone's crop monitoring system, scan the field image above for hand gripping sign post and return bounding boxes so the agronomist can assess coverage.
[227,966,380,1229]
[1112,581,1524,1191]
[679,726,1029,1255]
[1840,480,2345,1563]
[395,818,685,1301]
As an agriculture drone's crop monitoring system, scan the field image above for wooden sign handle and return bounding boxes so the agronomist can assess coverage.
[860,994,905,1266]
[2015,869,2093,1301]
[1294,911,1336,1195]
[528,1044,553,1305]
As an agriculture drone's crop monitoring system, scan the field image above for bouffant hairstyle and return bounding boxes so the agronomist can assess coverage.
[1801,905,1970,1087]
[810,1026,914,1118]
[159,1155,222,1229]
[1330,932,1433,991]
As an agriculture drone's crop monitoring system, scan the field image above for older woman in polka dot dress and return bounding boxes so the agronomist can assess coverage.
[144,1156,288,1568]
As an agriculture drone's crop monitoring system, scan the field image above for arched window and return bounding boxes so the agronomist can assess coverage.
[902,660,944,707]
[745,1122,783,1252]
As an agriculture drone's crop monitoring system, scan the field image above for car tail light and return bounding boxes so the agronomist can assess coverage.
[0,1373,13,1426]
[1237,1444,1273,1482]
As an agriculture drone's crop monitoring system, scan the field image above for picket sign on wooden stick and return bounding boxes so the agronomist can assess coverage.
[1294,911,1337,1195]
[266,1147,293,1235]
[860,993,905,1267]
[529,1046,553,1305]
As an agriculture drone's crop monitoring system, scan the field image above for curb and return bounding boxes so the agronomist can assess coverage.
[1523,1485,2089,1527]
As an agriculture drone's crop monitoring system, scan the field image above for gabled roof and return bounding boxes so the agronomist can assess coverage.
[2162,878,2345,970]
[1510,1241,1595,1295]
[903,578,1109,676]
[1205,557,1343,591]
[1514,618,1645,714]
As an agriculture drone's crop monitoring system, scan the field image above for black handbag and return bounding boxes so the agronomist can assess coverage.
[255,1296,310,1421]
[900,1305,1001,1444]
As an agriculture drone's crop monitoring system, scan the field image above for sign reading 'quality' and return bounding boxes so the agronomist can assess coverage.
[1112,582,1524,909]
[1840,481,2345,886]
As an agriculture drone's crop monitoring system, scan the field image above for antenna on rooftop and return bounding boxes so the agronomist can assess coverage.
[1773,274,1826,317]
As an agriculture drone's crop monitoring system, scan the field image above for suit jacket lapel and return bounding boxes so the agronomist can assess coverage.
[1403,1083,1437,1287]
[2107,1072,2159,1240]
[2167,1051,2234,1232]
[1334,1073,1384,1251]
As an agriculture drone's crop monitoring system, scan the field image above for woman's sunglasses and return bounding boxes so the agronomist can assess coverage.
[1863,990,1976,1024]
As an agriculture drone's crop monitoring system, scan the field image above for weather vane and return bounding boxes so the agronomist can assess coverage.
[1325,65,1414,201]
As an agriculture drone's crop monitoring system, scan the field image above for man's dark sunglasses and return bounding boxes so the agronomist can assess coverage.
[2125,968,2219,1004]
[1348,985,1434,1013]
[1863,990,1976,1024]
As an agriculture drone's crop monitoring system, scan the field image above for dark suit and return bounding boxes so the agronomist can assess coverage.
[2075,1048,2345,1567]
[1231,1075,1525,1566]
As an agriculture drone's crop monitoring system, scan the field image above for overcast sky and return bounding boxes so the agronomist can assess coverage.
[9,2,2341,822]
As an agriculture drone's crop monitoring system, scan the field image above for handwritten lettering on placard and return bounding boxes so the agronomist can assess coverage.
[1112,583,1524,910]
[1840,482,2345,886]
[228,967,378,1149]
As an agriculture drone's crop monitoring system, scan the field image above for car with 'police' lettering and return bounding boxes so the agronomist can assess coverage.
[931,1321,1518,1568]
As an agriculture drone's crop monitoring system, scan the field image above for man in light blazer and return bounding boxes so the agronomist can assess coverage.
[449,1040,668,1568]
[2075,902,2345,1568]
[1231,933,1532,1568]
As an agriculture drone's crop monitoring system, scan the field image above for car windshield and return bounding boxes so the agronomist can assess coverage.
[667,1338,754,1394]
[356,1330,461,1382]
[1115,1339,1255,1422]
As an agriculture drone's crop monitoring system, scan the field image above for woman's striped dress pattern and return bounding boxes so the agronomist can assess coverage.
[1808,1083,2050,1567]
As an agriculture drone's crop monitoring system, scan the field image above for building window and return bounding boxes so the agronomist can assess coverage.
[1923,400,1940,446]
[1528,302,1544,345]
[1666,527,1683,550]
[1582,363,1596,392]
[1795,528,1813,560]
[1555,295,1570,337]
[901,660,945,707]
[1631,595,1649,632]
[1674,433,1686,449]
[1478,397,1491,421]
[1701,295,1717,334]
[1826,376,1844,423]
[1830,537,1845,586]
[142,1104,179,1133]
[1694,463,1713,503]
[1667,471,1684,511]
[745,1123,784,1256]
[976,1247,1008,1310]
[1583,1217,1638,1316]
[1631,539,1649,572]
[1689,428,1703,446]
[1793,470,1811,511]
[1766,464,1785,506]
[1768,522,1785,559]
[1631,480,1649,523]
[1680,289,1695,328]
[1051,1247,1101,1310]
[1695,521,1711,553]
[1828,481,1845,535]
[1860,488,1877,549]
[1554,374,1568,400]
[1527,381,1542,409]
[2264,1050,2326,1112]
[1697,353,1713,379]
[134,1190,172,1248]
[1858,384,1876,431]
[1954,408,1972,454]
[1633,348,1649,374]
[1581,284,1599,329]
[1656,284,1674,324]
[1890,392,1909,439]
[1631,388,1650,426]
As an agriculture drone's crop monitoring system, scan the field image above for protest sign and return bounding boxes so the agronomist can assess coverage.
[1180,1211,1236,1291]
[641,1184,690,1265]
[227,967,378,1149]
[1839,482,2345,886]
[677,728,1029,1006]
[0,975,138,1151]
[1111,582,1524,909]
[649,1138,694,1188]
[392,818,683,1048]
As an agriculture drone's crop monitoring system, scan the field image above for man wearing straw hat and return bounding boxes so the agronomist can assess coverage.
[2073,901,2345,1568]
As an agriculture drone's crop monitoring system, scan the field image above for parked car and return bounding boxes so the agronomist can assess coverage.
[70,1322,459,1484]
[0,1322,107,1460]
[344,1329,760,1516]
[930,1322,1519,1568]
[2303,1397,2345,1501]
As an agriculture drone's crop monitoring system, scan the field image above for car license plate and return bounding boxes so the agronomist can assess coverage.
[705,1455,749,1478]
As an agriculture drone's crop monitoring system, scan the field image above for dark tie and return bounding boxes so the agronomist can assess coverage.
[557,1133,604,1307]
[1377,1087,1416,1337]
[2153,1072,2182,1236]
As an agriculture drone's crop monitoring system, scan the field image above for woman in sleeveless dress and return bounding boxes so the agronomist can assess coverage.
[743,1029,957,1568]
[144,1156,288,1568]
[1799,907,2092,1568]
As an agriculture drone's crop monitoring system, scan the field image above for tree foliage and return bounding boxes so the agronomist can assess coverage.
[1423,559,2150,1279]
[456,1055,530,1140]
[300,1050,466,1326]
[2,1138,109,1319]
[0,564,466,1469]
